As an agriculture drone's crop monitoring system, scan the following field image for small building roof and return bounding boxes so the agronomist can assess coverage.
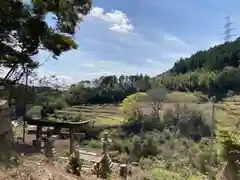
[24,116,90,128]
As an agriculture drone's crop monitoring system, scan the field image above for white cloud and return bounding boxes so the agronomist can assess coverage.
[81,63,96,67]
[163,33,190,48]
[146,59,160,65]
[88,7,134,33]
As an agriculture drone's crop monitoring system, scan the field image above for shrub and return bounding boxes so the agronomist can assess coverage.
[120,92,147,122]
[73,112,85,122]
[142,133,159,157]
[109,139,125,153]
[122,111,164,135]
[163,104,211,140]
[130,135,142,162]
[139,157,154,170]
[142,113,164,131]
[41,103,55,118]
[27,106,42,117]
[87,140,101,149]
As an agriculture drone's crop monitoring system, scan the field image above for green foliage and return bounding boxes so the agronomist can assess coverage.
[120,92,147,115]
[139,157,155,170]
[150,168,207,180]
[171,40,240,73]
[27,105,42,117]
[141,113,164,131]
[142,133,159,157]
[0,0,92,83]
[150,168,184,180]
[217,126,240,178]
[51,98,67,110]
[120,92,147,126]
[41,103,55,118]
[62,75,153,105]
[73,112,85,122]
[87,140,102,149]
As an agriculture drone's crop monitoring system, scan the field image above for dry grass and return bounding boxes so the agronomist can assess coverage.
[0,154,150,180]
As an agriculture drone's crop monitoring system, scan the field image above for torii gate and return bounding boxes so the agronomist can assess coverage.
[23,116,90,155]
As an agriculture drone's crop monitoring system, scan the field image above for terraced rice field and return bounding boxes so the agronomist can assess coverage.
[55,104,125,125]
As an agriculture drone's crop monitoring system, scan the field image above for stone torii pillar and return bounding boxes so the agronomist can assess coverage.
[69,127,75,155]
[69,127,85,155]
[35,125,42,151]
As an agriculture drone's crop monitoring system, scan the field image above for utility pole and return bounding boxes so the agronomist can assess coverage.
[223,16,235,43]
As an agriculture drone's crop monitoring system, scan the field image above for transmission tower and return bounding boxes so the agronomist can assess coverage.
[223,16,235,43]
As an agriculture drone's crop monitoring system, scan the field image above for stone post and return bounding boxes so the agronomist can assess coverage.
[102,132,109,155]
[100,132,112,178]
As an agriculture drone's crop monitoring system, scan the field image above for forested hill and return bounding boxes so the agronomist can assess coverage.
[170,38,240,73]
[155,38,240,100]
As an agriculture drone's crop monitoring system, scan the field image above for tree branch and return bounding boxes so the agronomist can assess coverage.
[4,65,17,80]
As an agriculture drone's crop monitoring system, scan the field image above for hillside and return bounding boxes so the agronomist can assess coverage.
[170,39,240,73]
[154,38,240,100]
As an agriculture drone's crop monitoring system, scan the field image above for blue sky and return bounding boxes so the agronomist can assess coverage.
[34,0,240,85]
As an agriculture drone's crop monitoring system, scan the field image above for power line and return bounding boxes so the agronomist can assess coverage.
[222,16,236,43]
